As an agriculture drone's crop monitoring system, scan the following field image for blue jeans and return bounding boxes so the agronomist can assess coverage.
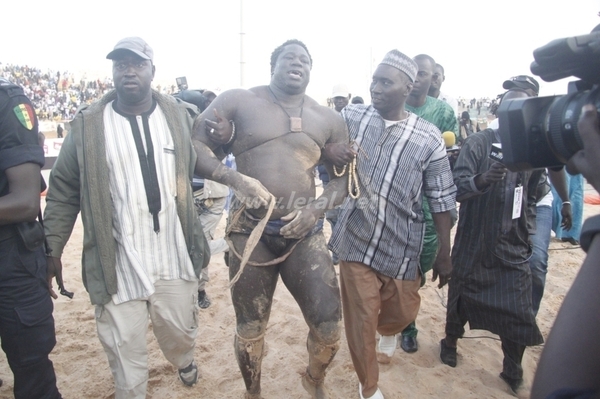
[530,205,552,316]
[552,172,583,241]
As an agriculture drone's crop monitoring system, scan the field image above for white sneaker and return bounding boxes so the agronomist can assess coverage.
[359,383,385,399]
[376,334,397,363]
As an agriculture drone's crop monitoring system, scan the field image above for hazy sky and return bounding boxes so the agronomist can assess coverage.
[2,0,599,103]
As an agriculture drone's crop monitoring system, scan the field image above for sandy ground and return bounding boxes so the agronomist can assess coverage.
[0,181,596,399]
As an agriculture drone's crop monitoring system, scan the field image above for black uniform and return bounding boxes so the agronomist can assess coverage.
[0,78,61,399]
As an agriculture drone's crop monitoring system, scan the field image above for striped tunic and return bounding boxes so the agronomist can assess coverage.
[445,128,543,345]
[329,104,456,280]
[103,101,196,304]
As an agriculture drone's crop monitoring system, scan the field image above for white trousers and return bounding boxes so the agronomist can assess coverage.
[95,279,199,399]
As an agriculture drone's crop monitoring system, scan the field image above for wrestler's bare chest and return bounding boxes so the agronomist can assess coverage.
[229,99,333,209]
[230,100,330,158]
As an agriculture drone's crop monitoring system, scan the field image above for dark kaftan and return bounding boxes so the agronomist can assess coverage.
[445,129,544,346]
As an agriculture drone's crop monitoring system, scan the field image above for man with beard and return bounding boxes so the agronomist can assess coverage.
[193,39,349,399]
[43,37,210,398]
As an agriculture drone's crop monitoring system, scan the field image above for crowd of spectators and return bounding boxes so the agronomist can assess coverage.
[0,63,115,121]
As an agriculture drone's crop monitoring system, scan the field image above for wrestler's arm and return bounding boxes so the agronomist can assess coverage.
[280,112,349,239]
[192,90,270,208]
[192,91,236,158]
[314,113,350,210]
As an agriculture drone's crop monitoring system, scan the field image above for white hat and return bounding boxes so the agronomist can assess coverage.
[332,84,350,98]
[380,50,418,82]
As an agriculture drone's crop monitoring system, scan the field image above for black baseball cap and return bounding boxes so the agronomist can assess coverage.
[502,75,540,96]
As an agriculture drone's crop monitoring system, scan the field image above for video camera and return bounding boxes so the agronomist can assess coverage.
[497,29,600,171]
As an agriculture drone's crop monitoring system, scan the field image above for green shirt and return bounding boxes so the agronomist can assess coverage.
[406,96,458,139]
[406,96,457,277]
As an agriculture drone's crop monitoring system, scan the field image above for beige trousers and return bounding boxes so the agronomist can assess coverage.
[95,279,199,399]
[339,261,421,398]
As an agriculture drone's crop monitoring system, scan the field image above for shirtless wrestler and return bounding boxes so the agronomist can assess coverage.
[192,39,350,399]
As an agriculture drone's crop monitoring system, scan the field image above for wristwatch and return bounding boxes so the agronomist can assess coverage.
[580,214,600,252]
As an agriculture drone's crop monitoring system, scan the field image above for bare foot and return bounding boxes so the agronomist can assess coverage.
[301,372,329,399]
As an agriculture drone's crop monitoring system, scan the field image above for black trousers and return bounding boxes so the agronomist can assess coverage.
[0,236,61,399]
[500,336,526,381]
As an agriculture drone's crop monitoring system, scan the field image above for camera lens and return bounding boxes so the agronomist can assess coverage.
[546,87,600,163]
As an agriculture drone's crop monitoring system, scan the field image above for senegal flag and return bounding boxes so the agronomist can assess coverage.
[13,103,35,130]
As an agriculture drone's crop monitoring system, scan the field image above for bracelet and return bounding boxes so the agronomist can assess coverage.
[562,201,571,206]
[225,120,236,145]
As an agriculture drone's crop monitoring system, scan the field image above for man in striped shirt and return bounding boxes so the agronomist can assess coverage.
[329,50,456,399]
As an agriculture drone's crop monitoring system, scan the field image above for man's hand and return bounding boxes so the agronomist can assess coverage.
[279,208,318,239]
[482,162,507,184]
[205,109,233,144]
[322,142,357,167]
[233,175,272,209]
[46,256,65,299]
[561,203,573,230]
[475,161,507,190]
[431,253,452,289]
[568,104,600,192]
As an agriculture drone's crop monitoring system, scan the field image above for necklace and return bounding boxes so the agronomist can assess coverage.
[268,86,304,132]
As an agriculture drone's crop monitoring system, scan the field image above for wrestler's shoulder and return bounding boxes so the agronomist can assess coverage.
[305,96,341,118]
[216,87,259,100]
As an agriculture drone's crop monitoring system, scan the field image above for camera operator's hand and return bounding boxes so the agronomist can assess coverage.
[205,109,233,145]
[475,162,507,190]
[568,104,600,193]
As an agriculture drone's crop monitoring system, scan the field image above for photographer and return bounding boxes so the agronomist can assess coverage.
[531,104,600,399]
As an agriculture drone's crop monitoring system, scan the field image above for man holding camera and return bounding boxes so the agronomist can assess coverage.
[489,76,572,316]
[440,89,544,395]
